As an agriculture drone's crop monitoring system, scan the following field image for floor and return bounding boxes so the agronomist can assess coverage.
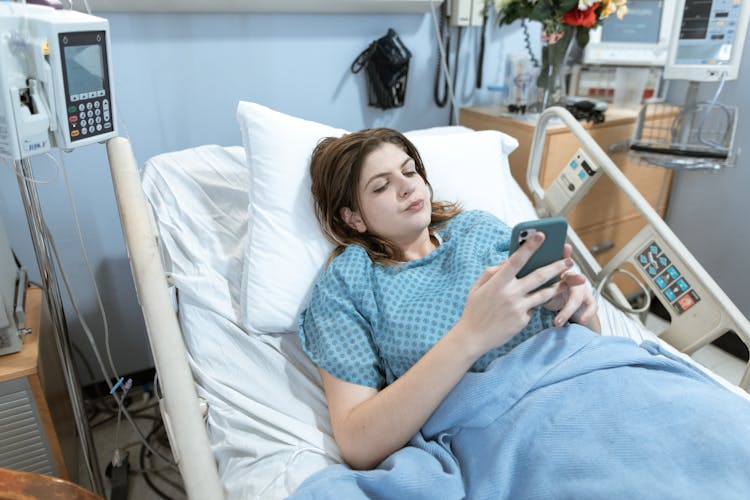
[643,313,748,385]
[76,387,186,500]
[74,314,747,499]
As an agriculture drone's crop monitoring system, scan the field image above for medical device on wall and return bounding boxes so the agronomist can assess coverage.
[663,0,750,82]
[0,214,27,357]
[583,0,679,67]
[0,3,116,162]
[572,0,678,101]
[450,0,485,26]
[628,0,749,170]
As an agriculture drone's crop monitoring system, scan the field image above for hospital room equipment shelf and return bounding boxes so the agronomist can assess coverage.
[460,106,676,297]
[0,287,76,483]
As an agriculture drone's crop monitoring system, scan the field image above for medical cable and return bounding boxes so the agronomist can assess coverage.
[7,156,59,184]
[475,11,488,89]
[431,0,451,107]
[71,339,97,382]
[44,220,179,469]
[449,27,463,124]
[521,20,540,68]
[594,267,651,315]
[113,379,133,459]
[58,151,119,380]
[429,0,459,124]
[695,71,730,149]
[140,418,185,499]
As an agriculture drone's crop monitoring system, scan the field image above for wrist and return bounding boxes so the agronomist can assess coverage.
[445,320,488,365]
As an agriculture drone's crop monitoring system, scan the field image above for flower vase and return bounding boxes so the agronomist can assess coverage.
[538,29,575,110]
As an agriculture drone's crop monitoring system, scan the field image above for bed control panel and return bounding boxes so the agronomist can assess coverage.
[636,241,701,315]
[542,148,600,216]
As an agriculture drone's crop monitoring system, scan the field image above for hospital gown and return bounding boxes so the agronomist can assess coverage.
[298,210,557,388]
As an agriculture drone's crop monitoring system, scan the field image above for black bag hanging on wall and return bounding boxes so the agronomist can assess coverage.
[351,28,412,110]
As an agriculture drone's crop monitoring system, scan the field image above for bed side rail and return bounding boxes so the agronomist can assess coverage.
[527,107,750,391]
[106,137,225,498]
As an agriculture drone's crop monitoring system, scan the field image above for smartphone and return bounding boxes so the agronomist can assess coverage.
[509,217,569,284]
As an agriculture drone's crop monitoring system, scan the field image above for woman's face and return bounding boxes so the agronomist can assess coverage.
[343,142,432,247]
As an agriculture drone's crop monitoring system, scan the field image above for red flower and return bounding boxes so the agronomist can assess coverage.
[562,2,601,27]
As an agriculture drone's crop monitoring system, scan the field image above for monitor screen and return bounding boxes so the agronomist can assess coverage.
[673,0,737,65]
[600,0,662,44]
[664,0,750,81]
[63,44,105,96]
[582,0,678,66]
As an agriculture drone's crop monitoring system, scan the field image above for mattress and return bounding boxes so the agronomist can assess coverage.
[140,142,747,499]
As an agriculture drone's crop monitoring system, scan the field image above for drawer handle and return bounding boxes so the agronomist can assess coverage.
[590,240,615,255]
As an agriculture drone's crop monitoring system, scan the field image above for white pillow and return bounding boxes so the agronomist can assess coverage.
[237,101,531,334]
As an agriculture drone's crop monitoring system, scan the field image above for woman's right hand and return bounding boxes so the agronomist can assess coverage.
[456,231,573,356]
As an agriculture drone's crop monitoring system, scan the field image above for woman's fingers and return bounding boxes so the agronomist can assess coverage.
[573,297,598,325]
[560,270,586,287]
[554,284,598,327]
[517,257,574,293]
[503,230,546,277]
[526,280,568,309]
[562,243,572,259]
[470,264,503,292]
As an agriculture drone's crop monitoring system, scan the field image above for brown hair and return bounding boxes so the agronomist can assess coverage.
[309,128,461,265]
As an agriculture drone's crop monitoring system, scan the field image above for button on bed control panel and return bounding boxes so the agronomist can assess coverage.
[636,241,701,315]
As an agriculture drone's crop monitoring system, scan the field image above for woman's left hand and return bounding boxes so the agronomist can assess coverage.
[542,244,600,331]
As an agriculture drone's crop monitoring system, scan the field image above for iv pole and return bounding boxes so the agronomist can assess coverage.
[15,158,105,495]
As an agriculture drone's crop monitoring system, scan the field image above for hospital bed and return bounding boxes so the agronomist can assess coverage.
[106,103,750,499]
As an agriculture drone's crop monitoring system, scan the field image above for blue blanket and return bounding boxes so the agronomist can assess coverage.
[290,326,750,499]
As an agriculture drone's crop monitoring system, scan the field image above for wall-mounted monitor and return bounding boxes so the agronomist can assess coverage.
[583,0,678,66]
[664,0,750,81]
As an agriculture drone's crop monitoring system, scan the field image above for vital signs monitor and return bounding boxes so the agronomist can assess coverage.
[664,0,750,81]
[0,3,117,161]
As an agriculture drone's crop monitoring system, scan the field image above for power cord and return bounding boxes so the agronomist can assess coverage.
[57,151,119,380]
[429,0,458,124]
[594,267,652,315]
[449,26,463,124]
[16,152,177,469]
[521,19,540,68]
[45,221,178,468]
[475,11,488,89]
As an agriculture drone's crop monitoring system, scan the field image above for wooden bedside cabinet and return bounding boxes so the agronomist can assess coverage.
[0,287,76,481]
[459,106,675,296]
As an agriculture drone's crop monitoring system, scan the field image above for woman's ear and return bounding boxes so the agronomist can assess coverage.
[340,207,367,233]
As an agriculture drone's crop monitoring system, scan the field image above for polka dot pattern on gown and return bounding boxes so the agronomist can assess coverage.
[298,210,557,388]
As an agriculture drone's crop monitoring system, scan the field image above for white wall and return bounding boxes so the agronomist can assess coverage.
[0,9,536,384]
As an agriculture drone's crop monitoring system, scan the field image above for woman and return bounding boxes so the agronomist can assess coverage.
[298,128,599,470]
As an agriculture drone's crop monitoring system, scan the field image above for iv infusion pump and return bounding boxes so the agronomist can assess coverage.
[0,3,117,161]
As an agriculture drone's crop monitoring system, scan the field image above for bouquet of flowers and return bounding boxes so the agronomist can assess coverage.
[495,0,628,47]
[495,0,629,107]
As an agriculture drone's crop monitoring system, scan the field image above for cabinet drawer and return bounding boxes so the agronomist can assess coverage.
[544,128,671,231]
[577,215,655,297]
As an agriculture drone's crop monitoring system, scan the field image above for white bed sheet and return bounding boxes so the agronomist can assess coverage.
[140,143,747,499]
